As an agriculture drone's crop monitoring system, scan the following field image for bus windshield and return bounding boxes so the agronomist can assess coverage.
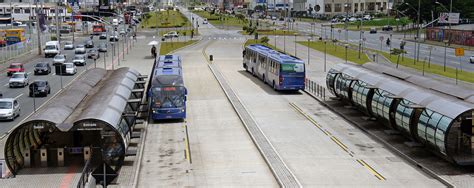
[280,63,304,73]
[151,86,186,108]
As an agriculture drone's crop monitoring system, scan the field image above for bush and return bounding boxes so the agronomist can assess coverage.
[260,36,269,44]
[243,26,248,31]
[51,36,57,40]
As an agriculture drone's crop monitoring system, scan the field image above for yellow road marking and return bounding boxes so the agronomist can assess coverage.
[356,159,386,180]
[183,124,191,163]
[331,136,349,153]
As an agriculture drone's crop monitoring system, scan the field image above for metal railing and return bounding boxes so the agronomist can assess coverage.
[77,159,93,188]
[305,78,326,100]
[0,34,48,64]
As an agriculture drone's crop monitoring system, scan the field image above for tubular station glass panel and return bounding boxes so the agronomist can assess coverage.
[417,109,453,155]
[334,74,353,100]
[395,99,415,135]
[371,89,394,123]
[326,69,338,96]
[351,81,370,111]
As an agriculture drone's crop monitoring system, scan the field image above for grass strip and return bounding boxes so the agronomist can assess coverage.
[297,41,371,65]
[160,40,198,55]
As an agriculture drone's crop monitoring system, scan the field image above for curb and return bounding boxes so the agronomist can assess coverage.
[131,118,148,188]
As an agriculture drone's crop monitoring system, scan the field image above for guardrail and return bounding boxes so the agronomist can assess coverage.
[305,78,326,100]
[77,159,93,188]
[0,34,48,64]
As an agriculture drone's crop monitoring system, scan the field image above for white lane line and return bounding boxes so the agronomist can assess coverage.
[52,73,56,75]
[4,83,8,86]
[14,93,23,99]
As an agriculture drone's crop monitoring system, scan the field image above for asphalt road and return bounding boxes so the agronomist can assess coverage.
[0,26,130,137]
[292,21,474,72]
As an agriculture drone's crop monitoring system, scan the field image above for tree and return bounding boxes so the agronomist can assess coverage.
[394,0,474,25]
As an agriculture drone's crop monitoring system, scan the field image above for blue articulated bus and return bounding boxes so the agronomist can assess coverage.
[148,56,187,120]
[243,44,305,91]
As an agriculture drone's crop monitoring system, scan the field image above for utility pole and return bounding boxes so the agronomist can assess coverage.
[36,0,42,55]
[55,2,60,44]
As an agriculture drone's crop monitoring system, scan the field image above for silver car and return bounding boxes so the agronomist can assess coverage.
[0,98,20,121]
[73,55,86,66]
[9,72,29,88]
[75,44,86,54]
[53,54,66,66]
[64,41,74,50]
[470,55,474,64]
[64,63,77,75]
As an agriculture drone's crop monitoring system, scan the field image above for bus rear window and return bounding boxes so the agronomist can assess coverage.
[281,64,304,73]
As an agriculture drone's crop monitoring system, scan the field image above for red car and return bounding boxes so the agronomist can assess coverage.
[7,63,25,76]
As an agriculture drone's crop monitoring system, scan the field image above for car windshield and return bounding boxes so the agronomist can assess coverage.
[54,55,65,60]
[0,101,12,109]
[35,63,46,67]
[74,56,83,60]
[65,64,73,68]
[45,45,56,50]
[76,45,84,48]
[11,74,24,78]
[65,42,72,45]
[9,64,21,69]
[34,81,46,87]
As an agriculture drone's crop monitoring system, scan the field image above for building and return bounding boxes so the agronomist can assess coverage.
[321,0,389,16]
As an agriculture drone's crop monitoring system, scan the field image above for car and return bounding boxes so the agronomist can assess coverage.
[64,63,77,75]
[99,33,107,40]
[163,31,179,38]
[119,29,126,35]
[53,54,67,66]
[271,16,277,20]
[363,15,372,20]
[470,55,474,64]
[98,43,108,52]
[29,80,51,97]
[203,18,208,24]
[87,49,100,59]
[109,34,119,42]
[369,27,377,34]
[9,72,29,88]
[84,40,94,48]
[75,44,86,54]
[349,17,357,22]
[34,62,51,75]
[0,98,20,121]
[7,63,25,76]
[64,41,74,50]
[382,25,393,31]
[73,54,87,66]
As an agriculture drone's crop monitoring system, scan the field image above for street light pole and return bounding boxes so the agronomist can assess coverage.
[307,37,310,65]
[35,1,42,55]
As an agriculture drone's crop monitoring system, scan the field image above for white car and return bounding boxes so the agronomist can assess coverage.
[53,54,66,66]
[349,17,357,22]
[203,18,208,24]
[0,98,20,121]
[470,55,474,64]
[64,63,77,75]
[9,72,29,88]
[163,31,179,38]
[75,45,86,54]
[64,41,74,50]
[73,55,86,66]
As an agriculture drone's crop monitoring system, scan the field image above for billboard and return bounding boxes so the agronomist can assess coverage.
[439,12,460,24]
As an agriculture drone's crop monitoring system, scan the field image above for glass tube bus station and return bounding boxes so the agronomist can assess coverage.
[326,63,474,165]
[4,68,146,175]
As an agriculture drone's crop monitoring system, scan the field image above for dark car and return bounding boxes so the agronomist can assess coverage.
[87,49,100,59]
[98,43,108,52]
[29,80,51,97]
[99,33,107,40]
[34,62,51,75]
[109,34,119,42]
[84,40,94,48]
[382,25,393,31]
[369,27,377,34]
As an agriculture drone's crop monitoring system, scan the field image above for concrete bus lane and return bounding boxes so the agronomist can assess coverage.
[206,38,445,187]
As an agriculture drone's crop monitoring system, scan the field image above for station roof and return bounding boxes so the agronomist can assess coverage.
[332,63,474,119]
[75,67,139,128]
